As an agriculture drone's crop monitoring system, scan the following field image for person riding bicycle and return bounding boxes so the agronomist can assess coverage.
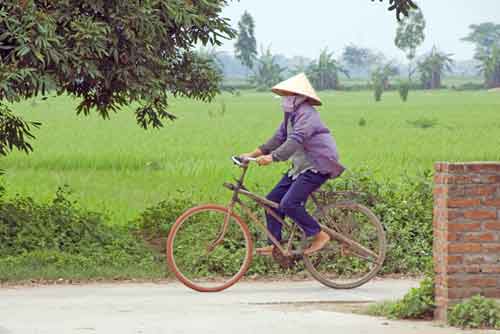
[240,73,345,256]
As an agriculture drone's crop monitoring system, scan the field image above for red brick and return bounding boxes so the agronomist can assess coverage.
[483,288,500,299]
[464,210,497,220]
[463,232,496,242]
[466,164,500,173]
[448,288,481,299]
[448,265,481,273]
[486,175,500,183]
[467,277,497,287]
[449,175,473,184]
[481,264,500,273]
[448,243,482,254]
[447,277,464,288]
[484,221,500,231]
[447,255,463,265]
[448,210,464,221]
[482,244,500,253]
[484,199,500,207]
[433,186,447,196]
[434,174,446,184]
[448,222,481,232]
[464,256,485,265]
[448,164,466,173]
[435,163,447,172]
[435,198,447,207]
[435,175,473,185]
[447,232,460,241]
[448,198,480,208]
[465,185,497,196]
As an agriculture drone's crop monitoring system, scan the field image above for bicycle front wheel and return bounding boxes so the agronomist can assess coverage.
[303,202,386,289]
[166,204,253,292]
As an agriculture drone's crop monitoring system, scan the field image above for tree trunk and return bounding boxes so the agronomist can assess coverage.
[431,71,441,89]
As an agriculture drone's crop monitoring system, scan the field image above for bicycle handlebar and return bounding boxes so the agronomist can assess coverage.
[232,156,256,167]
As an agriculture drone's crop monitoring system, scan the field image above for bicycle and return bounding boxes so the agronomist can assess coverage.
[166,156,386,292]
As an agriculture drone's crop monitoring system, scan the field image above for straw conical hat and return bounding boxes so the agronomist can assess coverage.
[272,73,322,106]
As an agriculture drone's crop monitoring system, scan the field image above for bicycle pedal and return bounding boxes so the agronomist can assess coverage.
[272,248,300,270]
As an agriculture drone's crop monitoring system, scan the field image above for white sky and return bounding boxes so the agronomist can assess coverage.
[219,0,500,61]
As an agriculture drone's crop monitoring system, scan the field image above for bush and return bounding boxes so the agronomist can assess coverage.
[451,82,485,91]
[327,168,434,274]
[366,276,435,319]
[358,117,367,127]
[130,192,197,252]
[407,117,439,129]
[448,295,500,329]
[0,186,161,282]
[398,80,410,102]
[0,167,436,281]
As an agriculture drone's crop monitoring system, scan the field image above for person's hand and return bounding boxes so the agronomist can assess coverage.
[256,155,273,166]
[239,149,263,161]
[239,152,254,159]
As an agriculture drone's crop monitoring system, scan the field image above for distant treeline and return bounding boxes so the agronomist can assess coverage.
[215,51,481,81]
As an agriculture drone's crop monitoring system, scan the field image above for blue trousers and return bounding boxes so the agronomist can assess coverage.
[265,170,329,243]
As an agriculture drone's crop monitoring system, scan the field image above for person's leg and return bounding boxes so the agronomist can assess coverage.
[264,173,294,243]
[280,171,330,253]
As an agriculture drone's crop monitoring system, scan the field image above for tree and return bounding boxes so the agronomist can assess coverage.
[371,62,399,102]
[371,63,399,90]
[395,7,426,79]
[462,23,500,88]
[251,46,285,90]
[478,46,500,88]
[372,0,419,21]
[461,23,500,59]
[289,56,313,76]
[342,44,383,78]
[0,0,234,156]
[307,49,349,91]
[234,11,257,72]
[343,45,375,68]
[417,47,454,89]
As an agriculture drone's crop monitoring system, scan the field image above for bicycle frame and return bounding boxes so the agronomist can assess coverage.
[215,161,380,261]
[219,163,307,256]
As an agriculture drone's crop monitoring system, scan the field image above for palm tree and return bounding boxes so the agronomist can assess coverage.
[417,47,454,89]
[251,46,285,90]
[307,48,349,90]
[478,45,500,88]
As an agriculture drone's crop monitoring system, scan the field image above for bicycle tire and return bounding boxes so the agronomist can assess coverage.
[303,201,386,289]
[166,204,253,292]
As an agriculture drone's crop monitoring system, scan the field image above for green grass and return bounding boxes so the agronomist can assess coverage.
[2,90,500,224]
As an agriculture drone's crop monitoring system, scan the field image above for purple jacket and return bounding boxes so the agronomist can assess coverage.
[259,102,345,178]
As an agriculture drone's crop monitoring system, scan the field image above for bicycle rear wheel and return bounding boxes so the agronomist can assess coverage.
[303,202,386,289]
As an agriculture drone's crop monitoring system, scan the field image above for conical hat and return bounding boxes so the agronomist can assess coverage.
[272,73,322,106]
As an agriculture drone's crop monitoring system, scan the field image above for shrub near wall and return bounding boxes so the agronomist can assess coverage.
[326,169,434,274]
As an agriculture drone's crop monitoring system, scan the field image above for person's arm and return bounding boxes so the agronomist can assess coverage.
[241,121,286,160]
[257,121,287,155]
[271,111,315,162]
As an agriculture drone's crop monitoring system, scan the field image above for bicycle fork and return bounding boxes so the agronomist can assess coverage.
[206,202,235,253]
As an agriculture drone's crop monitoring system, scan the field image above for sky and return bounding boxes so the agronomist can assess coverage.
[219,0,500,61]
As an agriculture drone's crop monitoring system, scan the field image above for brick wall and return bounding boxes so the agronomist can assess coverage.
[433,162,500,321]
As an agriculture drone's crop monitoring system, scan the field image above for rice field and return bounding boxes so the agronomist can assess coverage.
[2,89,500,224]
